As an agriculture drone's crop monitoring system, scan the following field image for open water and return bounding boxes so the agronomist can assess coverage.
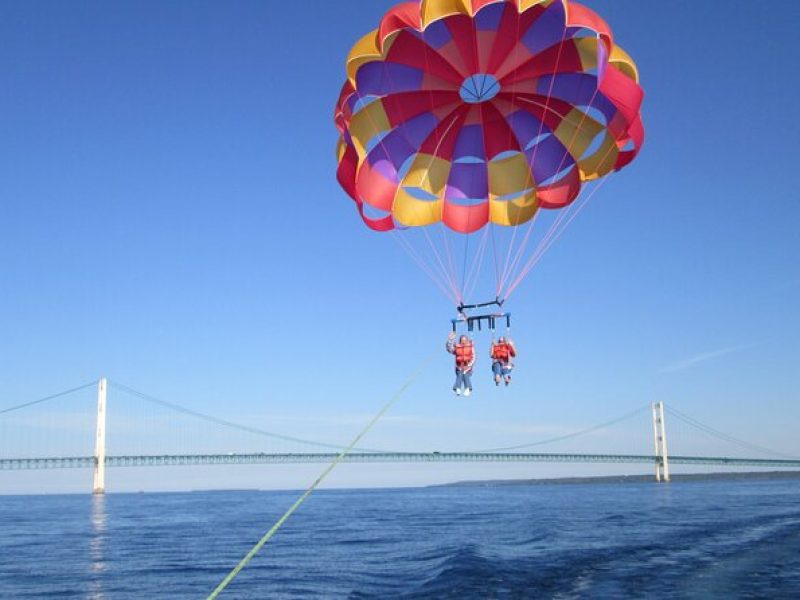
[1,479,799,598]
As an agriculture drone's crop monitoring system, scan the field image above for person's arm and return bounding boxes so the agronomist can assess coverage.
[508,342,516,358]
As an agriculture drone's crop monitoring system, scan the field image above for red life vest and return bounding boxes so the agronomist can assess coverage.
[492,342,515,362]
[455,342,474,367]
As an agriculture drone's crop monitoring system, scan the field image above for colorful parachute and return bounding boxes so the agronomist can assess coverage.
[335,0,644,307]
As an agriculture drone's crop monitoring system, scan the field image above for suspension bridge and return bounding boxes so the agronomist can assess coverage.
[2,378,798,493]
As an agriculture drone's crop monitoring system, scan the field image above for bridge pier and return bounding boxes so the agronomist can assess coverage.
[652,401,670,482]
[92,377,107,495]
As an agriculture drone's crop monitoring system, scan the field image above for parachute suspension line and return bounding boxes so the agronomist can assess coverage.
[416,109,468,305]
[517,26,567,211]
[505,99,626,301]
[344,43,462,306]
[464,226,491,303]
[464,226,488,294]
[415,33,467,307]
[497,208,541,296]
[378,46,466,306]
[499,81,603,298]
[496,7,537,297]
[398,235,442,300]
[422,227,461,303]
[519,86,603,261]
[458,130,487,302]
[506,183,598,298]
[391,231,459,305]
[206,351,437,600]
[499,182,574,299]
[525,124,624,271]
[460,230,471,303]
[498,215,521,296]
[439,225,462,305]
[409,119,464,300]
[490,223,502,295]
[496,27,569,299]
[505,174,612,299]
[502,115,613,297]
[460,0,487,299]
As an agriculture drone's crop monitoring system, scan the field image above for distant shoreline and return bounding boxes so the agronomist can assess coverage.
[5,471,800,497]
[433,471,800,487]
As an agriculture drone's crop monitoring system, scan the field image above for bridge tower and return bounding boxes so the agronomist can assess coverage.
[92,377,108,495]
[652,401,670,482]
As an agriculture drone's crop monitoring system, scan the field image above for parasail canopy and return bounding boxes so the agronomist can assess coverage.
[335,0,644,307]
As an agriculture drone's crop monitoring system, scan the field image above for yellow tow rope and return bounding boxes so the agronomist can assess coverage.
[207,351,435,599]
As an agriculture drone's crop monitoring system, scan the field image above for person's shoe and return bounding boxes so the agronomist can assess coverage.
[454,388,462,396]
[495,380,500,386]
[464,388,472,397]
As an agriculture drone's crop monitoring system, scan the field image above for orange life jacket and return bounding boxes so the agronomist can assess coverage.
[492,342,515,362]
[455,342,474,367]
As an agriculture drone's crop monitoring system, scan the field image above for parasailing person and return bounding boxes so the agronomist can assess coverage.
[447,331,475,396]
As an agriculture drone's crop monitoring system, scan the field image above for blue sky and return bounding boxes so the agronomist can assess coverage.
[1,0,798,493]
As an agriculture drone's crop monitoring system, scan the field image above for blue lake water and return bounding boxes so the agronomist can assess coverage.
[1,479,799,598]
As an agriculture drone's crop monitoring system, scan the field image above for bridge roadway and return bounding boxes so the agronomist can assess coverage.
[3,452,800,470]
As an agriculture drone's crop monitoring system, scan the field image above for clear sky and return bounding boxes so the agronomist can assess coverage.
[1,0,798,493]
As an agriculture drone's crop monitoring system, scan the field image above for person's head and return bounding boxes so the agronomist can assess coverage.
[459,335,468,345]
[498,336,506,343]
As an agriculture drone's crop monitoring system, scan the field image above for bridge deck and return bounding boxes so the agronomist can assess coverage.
[2,452,800,470]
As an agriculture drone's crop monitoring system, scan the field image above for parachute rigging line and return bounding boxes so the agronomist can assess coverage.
[505,177,605,299]
[419,28,464,305]
[498,80,604,298]
[489,223,501,294]
[494,5,526,300]
[498,27,569,297]
[505,149,618,299]
[423,226,461,302]
[464,226,491,303]
[344,67,457,304]
[503,94,629,300]
[391,231,459,304]
[345,55,464,306]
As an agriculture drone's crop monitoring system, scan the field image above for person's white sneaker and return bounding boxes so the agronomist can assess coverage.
[463,388,472,397]
[455,388,462,396]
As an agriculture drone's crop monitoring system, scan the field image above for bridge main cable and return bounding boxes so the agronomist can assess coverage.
[0,382,97,416]
[108,380,391,454]
[467,405,651,453]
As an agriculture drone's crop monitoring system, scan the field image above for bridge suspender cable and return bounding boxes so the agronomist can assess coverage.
[664,405,800,460]
[207,351,436,599]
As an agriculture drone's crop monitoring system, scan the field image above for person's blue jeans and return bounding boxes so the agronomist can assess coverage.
[492,361,512,376]
[454,369,472,391]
